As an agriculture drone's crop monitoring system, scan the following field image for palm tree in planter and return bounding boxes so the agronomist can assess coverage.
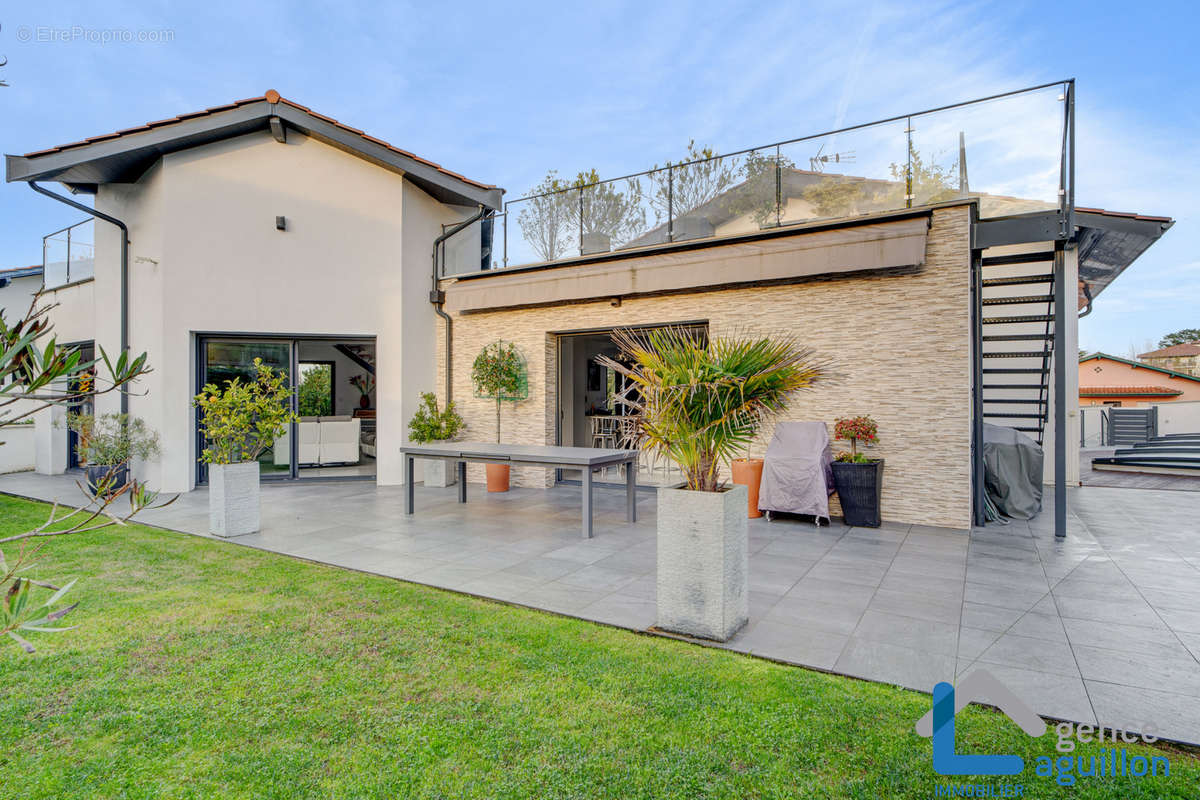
[832,415,882,527]
[600,327,826,641]
[193,358,297,536]
[470,340,528,492]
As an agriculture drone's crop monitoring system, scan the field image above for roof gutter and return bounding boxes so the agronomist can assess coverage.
[29,180,131,414]
[430,205,486,404]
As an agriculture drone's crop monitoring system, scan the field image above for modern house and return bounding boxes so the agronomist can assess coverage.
[1138,342,1200,378]
[5,82,1175,534]
[1079,352,1200,406]
[7,90,500,490]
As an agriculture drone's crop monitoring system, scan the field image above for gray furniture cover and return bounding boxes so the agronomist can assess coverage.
[757,421,834,519]
[982,423,1043,520]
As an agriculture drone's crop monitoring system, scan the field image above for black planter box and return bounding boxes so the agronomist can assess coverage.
[831,459,884,527]
[86,464,129,497]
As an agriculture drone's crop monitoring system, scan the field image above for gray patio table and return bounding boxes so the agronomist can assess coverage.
[401,442,639,539]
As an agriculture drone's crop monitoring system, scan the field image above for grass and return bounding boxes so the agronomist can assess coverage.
[0,493,1196,799]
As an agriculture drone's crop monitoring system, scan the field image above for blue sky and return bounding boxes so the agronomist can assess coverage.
[2,0,1196,355]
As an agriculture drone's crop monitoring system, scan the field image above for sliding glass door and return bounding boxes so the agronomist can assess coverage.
[197,338,293,483]
[196,335,377,485]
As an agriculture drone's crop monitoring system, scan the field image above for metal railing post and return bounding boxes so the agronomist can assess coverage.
[578,187,584,255]
[65,225,71,284]
[666,167,674,242]
[905,116,913,208]
[775,145,783,226]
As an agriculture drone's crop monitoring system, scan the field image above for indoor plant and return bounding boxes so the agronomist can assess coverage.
[600,327,826,641]
[407,391,465,488]
[194,358,297,536]
[470,340,528,492]
[349,373,374,410]
[65,412,161,496]
[832,415,883,527]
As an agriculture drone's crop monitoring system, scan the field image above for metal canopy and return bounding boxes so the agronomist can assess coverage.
[5,100,503,210]
[975,208,1173,303]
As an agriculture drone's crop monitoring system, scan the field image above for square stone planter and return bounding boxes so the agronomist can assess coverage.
[422,458,457,488]
[656,483,749,641]
[209,461,260,537]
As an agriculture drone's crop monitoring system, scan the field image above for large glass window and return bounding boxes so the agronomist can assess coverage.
[198,339,292,481]
[196,337,377,484]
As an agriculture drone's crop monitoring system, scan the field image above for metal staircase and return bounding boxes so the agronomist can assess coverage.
[979,249,1057,444]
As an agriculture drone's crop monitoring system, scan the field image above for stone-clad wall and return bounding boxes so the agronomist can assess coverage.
[436,205,972,529]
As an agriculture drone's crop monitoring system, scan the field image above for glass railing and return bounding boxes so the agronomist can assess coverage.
[42,218,94,288]
[495,82,1071,269]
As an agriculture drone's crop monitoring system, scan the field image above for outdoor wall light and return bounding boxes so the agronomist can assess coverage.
[276,216,287,231]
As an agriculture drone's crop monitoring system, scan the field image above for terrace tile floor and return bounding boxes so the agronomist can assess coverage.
[3,471,1199,745]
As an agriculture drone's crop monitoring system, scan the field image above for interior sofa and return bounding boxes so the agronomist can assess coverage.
[274,416,362,465]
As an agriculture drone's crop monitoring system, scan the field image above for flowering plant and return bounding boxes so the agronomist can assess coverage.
[349,374,375,398]
[834,415,878,462]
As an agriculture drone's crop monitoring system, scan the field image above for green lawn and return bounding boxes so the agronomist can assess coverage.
[0,494,1195,799]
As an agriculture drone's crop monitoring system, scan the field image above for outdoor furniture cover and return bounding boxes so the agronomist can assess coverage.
[757,421,835,520]
[982,423,1043,520]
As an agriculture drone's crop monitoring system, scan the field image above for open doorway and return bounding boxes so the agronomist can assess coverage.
[555,322,706,487]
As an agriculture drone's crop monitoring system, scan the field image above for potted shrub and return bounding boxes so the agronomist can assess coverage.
[66,412,161,497]
[831,415,883,527]
[600,327,826,641]
[194,358,297,537]
[470,340,528,492]
[407,391,465,488]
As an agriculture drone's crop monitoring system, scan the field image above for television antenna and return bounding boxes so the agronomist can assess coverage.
[809,143,855,173]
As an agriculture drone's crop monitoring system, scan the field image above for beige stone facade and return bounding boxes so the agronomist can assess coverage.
[436,205,973,529]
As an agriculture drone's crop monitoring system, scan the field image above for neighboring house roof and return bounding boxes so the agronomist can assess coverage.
[1079,352,1200,384]
[0,265,43,280]
[1139,342,1200,359]
[5,90,502,209]
[1080,385,1183,397]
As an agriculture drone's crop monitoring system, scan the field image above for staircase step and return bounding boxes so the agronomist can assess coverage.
[982,351,1047,359]
[983,398,1043,404]
[983,368,1050,374]
[982,295,1054,306]
[981,274,1055,287]
[982,333,1054,341]
[983,384,1044,390]
[984,413,1044,419]
[982,314,1054,324]
[981,252,1056,267]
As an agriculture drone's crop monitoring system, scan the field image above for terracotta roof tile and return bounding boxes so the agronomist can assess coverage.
[1139,342,1200,358]
[19,90,495,190]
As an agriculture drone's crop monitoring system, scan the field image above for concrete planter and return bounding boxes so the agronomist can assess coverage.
[85,463,128,497]
[422,458,457,488]
[209,461,260,537]
[656,483,749,641]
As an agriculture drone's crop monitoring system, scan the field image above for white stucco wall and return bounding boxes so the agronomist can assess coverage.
[86,130,477,492]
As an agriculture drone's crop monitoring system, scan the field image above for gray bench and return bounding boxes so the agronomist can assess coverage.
[401,442,639,539]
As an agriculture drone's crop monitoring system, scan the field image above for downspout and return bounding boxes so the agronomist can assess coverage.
[430,205,486,404]
[30,181,131,414]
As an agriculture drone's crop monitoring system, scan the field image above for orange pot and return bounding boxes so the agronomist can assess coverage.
[485,463,511,492]
[731,458,764,518]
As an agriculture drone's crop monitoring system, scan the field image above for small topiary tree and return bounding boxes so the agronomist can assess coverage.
[470,341,527,443]
[834,415,878,462]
